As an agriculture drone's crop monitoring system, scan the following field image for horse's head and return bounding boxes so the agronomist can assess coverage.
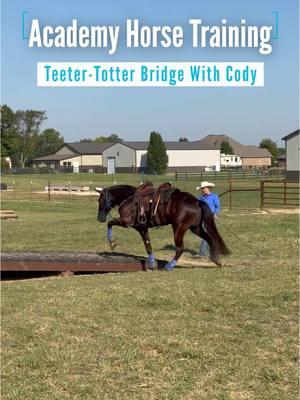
[96,187,113,222]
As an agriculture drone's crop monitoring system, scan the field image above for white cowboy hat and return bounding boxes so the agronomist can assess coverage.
[196,181,215,190]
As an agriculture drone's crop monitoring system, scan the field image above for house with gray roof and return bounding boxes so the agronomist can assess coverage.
[198,135,272,169]
[33,140,221,173]
[32,142,114,172]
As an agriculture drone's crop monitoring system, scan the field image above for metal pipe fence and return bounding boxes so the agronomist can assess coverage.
[175,169,285,181]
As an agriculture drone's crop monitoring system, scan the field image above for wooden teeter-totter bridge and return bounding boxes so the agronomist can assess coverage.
[1,251,161,275]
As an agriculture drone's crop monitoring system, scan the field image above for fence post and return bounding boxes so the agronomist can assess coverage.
[214,170,217,180]
[260,181,264,209]
[69,180,71,197]
[284,181,287,205]
[185,172,187,180]
[175,172,178,181]
[48,179,51,202]
[13,180,16,200]
[229,180,232,210]
[200,171,203,180]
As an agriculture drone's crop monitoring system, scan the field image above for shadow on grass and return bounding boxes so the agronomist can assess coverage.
[160,244,198,256]
[97,251,168,270]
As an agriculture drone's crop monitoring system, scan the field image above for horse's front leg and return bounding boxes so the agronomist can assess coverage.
[135,228,155,271]
[107,218,123,250]
[165,224,186,271]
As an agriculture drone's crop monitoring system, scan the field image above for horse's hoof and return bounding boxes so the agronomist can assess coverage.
[109,241,117,250]
[165,259,177,271]
[164,264,174,271]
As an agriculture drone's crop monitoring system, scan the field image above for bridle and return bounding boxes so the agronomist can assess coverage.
[104,189,112,210]
[99,189,113,220]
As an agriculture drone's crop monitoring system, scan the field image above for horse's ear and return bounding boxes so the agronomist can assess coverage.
[95,187,103,193]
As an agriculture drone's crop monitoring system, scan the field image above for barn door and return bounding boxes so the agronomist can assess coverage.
[107,157,116,174]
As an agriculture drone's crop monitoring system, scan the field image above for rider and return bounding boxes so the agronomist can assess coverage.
[195,181,220,257]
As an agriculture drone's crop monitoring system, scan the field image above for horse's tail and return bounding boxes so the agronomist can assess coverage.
[198,200,231,257]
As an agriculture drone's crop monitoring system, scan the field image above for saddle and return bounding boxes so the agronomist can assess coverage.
[133,181,175,225]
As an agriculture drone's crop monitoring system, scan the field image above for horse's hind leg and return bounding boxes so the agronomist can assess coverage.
[190,225,221,266]
[165,224,186,271]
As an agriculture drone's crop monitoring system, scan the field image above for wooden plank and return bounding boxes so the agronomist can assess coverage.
[49,185,90,192]
[1,261,143,272]
[1,252,146,272]
[0,214,18,220]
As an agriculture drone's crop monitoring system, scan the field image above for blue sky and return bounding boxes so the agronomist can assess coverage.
[1,0,299,146]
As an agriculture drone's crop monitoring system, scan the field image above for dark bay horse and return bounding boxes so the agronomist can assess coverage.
[96,183,230,271]
[96,185,230,271]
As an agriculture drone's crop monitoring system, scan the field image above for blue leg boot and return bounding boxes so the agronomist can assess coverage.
[148,254,155,271]
[107,227,113,242]
[165,259,177,271]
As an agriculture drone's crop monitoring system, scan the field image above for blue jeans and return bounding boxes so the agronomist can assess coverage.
[199,225,210,256]
[199,239,209,256]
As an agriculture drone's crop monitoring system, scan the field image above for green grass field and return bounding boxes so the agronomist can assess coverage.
[1,174,299,399]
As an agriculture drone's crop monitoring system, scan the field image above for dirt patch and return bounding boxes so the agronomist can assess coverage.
[179,257,217,267]
[224,208,299,216]
[264,208,299,214]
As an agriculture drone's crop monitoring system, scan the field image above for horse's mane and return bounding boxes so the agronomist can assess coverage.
[108,184,136,191]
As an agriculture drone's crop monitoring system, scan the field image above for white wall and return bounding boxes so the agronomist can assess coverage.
[136,149,220,168]
[286,134,299,171]
[59,156,81,166]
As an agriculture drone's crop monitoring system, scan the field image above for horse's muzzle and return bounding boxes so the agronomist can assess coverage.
[97,212,107,223]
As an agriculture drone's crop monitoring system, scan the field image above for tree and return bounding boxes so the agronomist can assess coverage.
[11,110,47,167]
[277,147,285,157]
[80,138,94,143]
[1,105,16,157]
[220,140,234,155]
[34,128,64,158]
[179,137,188,142]
[80,134,123,143]
[146,131,168,174]
[259,138,278,157]
[94,134,123,143]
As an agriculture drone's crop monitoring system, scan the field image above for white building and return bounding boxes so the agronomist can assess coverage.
[103,141,220,173]
[281,129,299,182]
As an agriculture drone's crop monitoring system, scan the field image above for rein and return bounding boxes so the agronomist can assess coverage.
[104,189,114,220]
